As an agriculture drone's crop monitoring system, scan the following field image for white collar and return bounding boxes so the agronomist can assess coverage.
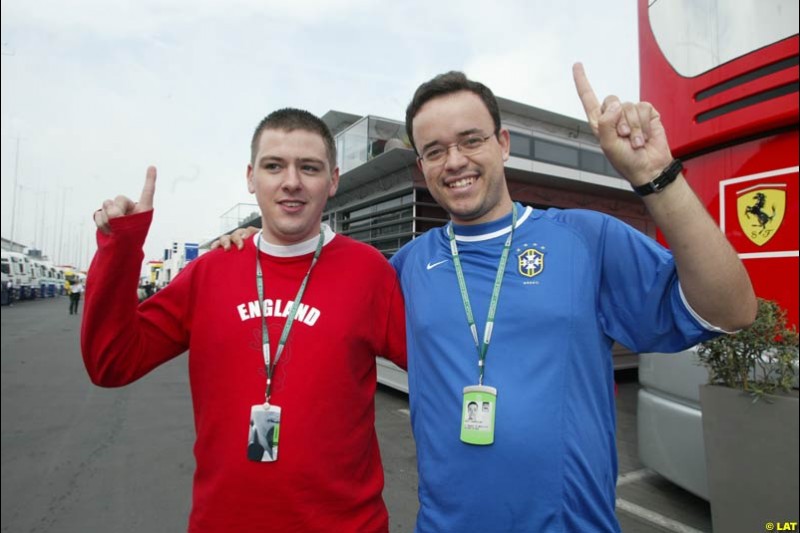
[453,206,533,242]
[253,224,336,257]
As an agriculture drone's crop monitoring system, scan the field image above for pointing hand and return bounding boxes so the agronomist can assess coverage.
[94,166,157,234]
[573,63,673,187]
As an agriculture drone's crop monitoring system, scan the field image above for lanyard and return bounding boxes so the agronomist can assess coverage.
[256,229,324,402]
[448,205,517,385]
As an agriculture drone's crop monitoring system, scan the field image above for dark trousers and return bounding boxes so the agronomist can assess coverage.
[69,293,81,314]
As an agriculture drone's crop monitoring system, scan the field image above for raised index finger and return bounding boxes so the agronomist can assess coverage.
[138,165,157,211]
[572,62,601,127]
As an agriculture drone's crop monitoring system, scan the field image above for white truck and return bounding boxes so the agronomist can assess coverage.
[1,250,35,300]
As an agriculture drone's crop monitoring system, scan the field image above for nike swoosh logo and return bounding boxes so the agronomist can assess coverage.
[426,259,449,270]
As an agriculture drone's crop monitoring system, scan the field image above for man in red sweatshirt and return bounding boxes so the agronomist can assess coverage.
[82,108,407,533]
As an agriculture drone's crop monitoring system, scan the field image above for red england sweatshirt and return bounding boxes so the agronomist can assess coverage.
[81,211,407,533]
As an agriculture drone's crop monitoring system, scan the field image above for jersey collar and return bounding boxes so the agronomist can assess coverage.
[252,224,336,257]
[449,204,532,242]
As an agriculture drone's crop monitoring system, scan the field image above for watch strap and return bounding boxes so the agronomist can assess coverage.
[634,159,683,196]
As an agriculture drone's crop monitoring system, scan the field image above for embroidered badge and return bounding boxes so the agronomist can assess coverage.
[517,247,544,278]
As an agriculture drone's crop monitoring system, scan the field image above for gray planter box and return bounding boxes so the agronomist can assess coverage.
[700,385,799,532]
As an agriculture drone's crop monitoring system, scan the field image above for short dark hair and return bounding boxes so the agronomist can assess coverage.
[250,108,337,168]
[405,71,501,153]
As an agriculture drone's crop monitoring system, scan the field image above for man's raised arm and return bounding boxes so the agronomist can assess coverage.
[573,62,756,331]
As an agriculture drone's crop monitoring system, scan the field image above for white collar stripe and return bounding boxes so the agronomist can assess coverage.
[253,224,336,257]
[454,206,533,242]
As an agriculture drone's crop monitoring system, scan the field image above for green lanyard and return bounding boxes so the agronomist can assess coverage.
[448,205,517,385]
[256,229,324,403]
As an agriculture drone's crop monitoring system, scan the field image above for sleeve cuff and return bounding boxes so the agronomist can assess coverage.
[678,283,737,334]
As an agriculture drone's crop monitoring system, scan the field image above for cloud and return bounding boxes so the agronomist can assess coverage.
[1,0,640,266]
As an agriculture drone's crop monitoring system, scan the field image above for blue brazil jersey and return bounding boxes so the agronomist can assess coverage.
[391,204,719,533]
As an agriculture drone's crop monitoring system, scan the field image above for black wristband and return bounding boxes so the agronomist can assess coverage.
[633,159,683,196]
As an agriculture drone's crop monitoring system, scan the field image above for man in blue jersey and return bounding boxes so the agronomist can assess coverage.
[218,64,756,532]
[389,63,755,532]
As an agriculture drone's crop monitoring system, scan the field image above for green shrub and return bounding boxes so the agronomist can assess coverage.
[697,299,798,400]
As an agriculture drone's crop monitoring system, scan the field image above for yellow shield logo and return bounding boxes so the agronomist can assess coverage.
[518,248,544,278]
[737,187,786,246]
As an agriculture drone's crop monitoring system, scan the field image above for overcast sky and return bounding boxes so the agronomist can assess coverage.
[1,0,639,269]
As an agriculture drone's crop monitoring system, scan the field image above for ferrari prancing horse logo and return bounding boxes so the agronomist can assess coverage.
[736,185,786,246]
[518,248,544,278]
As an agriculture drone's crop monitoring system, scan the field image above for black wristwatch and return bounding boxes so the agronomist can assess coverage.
[633,159,683,197]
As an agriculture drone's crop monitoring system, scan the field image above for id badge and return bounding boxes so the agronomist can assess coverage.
[247,403,281,462]
[460,385,497,445]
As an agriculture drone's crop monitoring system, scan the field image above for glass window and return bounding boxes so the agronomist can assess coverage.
[368,117,406,159]
[345,194,411,222]
[338,118,369,173]
[341,192,414,243]
[509,131,532,158]
[580,150,607,174]
[534,139,579,168]
[349,230,370,240]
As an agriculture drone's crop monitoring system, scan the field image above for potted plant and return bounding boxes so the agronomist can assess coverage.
[697,298,799,532]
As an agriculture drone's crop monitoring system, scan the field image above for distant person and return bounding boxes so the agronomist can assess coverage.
[68,279,83,315]
[137,281,155,302]
[80,108,406,532]
[5,279,15,306]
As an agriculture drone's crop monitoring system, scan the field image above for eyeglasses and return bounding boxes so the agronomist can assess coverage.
[418,133,495,164]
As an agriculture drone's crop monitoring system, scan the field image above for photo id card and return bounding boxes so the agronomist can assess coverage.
[247,403,281,462]
[460,385,497,445]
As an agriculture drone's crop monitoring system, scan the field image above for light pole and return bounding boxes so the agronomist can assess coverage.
[77,220,85,270]
[9,137,20,245]
[51,193,59,261]
[58,187,71,264]
[3,43,19,246]
[32,187,46,252]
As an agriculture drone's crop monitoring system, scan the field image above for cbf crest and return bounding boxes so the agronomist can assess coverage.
[517,245,544,278]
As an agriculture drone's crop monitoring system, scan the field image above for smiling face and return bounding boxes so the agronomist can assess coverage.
[412,90,513,225]
[247,128,339,245]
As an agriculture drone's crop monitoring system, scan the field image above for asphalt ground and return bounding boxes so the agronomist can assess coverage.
[2,296,712,532]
